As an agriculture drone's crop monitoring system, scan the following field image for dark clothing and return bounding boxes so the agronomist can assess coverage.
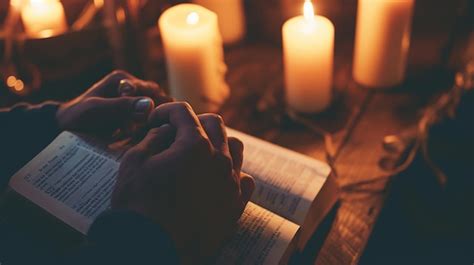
[0,103,178,265]
[73,210,179,265]
[0,103,61,190]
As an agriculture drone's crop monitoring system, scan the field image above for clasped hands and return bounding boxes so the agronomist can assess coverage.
[56,71,255,261]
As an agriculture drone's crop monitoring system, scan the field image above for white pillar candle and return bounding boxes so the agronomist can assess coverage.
[21,0,68,39]
[282,0,334,113]
[158,4,229,113]
[193,0,246,44]
[353,0,415,88]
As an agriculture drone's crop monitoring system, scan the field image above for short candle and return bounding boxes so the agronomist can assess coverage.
[282,0,334,113]
[159,4,229,113]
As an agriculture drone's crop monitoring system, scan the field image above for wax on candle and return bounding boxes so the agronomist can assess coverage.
[353,0,415,88]
[158,4,229,113]
[282,0,334,113]
[21,0,68,39]
[193,0,246,44]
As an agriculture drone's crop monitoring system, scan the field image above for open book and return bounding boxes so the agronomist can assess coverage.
[9,128,338,265]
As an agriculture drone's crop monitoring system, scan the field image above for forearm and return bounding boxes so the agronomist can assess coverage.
[0,102,61,190]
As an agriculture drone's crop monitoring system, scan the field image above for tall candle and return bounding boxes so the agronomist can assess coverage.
[193,0,246,44]
[353,0,415,88]
[159,4,229,113]
[21,0,68,39]
[282,0,334,113]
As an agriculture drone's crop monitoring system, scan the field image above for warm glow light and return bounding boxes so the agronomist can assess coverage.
[28,0,59,9]
[30,0,49,6]
[186,12,200,25]
[13,79,24,91]
[38,29,54,38]
[94,0,104,8]
[116,7,126,22]
[6,76,17,87]
[21,0,67,39]
[303,0,315,22]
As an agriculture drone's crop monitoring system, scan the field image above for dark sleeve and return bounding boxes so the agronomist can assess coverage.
[0,102,61,191]
[68,210,179,265]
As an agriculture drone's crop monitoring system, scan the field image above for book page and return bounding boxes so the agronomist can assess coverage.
[9,132,124,234]
[227,128,331,226]
[215,202,299,265]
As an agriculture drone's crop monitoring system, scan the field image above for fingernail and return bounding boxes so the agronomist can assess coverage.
[119,79,135,95]
[134,98,152,114]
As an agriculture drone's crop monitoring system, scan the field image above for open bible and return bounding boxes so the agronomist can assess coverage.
[8,128,338,265]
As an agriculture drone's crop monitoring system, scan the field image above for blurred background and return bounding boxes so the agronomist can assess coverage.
[0,0,471,106]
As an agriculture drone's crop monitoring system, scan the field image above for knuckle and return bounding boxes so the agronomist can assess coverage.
[162,101,191,113]
[167,101,195,117]
[110,69,128,78]
[201,113,224,124]
[108,70,130,84]
[213,114,224,123]
[146,80,160,89]
[119,78,135,88]
[176,101,193,112]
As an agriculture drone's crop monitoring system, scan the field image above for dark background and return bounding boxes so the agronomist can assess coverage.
[0,0,472,264]
[0,0,471,107]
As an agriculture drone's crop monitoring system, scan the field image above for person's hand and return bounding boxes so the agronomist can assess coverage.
[111,102,255,263]
[56,70,171,137]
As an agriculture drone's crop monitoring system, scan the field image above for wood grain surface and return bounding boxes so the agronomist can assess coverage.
[218,42,448,264]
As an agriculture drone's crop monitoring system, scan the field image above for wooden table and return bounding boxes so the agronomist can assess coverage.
[215,40,454,264]
[0,31,461,265]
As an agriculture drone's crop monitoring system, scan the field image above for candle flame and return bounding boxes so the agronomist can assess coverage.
[303,0,315,22]
[13,79,24,92]
[186,12,200,25]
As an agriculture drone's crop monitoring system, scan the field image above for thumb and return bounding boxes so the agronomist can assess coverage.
[240,173,255,206]
[85,96,154,126]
